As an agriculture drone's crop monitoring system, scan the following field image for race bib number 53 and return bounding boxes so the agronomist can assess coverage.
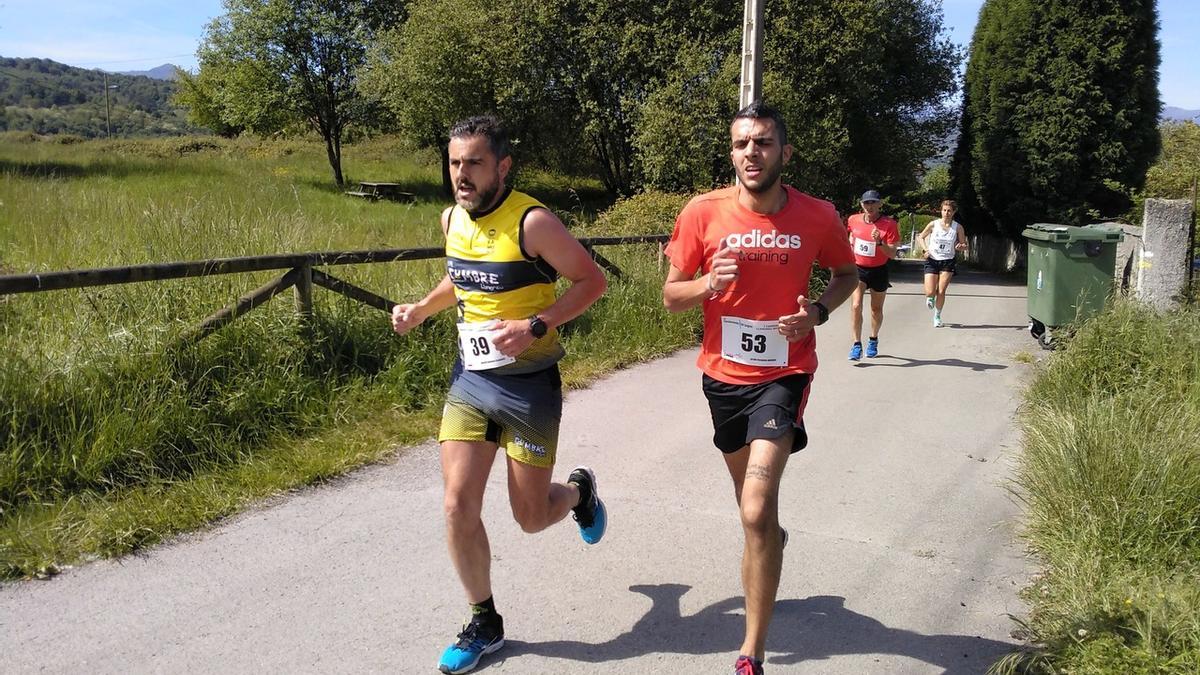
[720,316,788,367]
[457,322,517,371]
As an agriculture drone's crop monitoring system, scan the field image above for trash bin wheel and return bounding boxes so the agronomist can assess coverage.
[1037,330,1056,350]
[1029,318,1046,339]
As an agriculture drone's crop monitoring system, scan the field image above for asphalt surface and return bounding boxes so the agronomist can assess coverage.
[2,261,1036,674]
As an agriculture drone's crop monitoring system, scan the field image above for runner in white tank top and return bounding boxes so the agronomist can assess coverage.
[919,200,969,327]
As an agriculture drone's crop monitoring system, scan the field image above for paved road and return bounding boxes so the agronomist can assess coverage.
[2,262,1034,674]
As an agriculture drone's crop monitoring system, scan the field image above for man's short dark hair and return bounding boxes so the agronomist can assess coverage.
[733,100,788,146]
[449,115,510,159]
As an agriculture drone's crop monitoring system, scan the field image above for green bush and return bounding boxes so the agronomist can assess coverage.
[1005,301,1200,673]
[585,190,692,237]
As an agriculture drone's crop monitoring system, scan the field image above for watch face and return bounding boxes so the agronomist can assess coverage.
[530,317,547,337]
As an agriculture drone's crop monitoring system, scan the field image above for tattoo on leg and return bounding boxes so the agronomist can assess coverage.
[746,464,772,481]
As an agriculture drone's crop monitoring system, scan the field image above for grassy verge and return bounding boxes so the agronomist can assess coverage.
[996,301,1200,673]
[0,136,692,579]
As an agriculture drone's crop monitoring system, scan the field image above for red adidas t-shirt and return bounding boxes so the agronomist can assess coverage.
[666,186,855,385]
[846,213,900,267]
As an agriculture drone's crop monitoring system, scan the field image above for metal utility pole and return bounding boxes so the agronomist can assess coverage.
[739,0,764,109]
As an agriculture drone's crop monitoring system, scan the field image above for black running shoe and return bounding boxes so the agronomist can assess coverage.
[568,466,607,544]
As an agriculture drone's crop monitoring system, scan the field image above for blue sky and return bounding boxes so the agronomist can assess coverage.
[1,0,1197,108]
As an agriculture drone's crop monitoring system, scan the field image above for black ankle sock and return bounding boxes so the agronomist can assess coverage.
[570,475,593,512]
[470,596,497,622]
[853,341,862,346]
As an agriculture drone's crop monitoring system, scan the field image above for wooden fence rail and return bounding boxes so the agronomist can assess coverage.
[0,235,669,343]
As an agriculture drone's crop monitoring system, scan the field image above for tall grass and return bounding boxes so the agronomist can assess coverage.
[0,135,693,578]
[997,301,1200,673]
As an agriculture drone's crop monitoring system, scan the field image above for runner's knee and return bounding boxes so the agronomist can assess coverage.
[510,501,551,533]
[739,492,779,535]
[444,493,484,532]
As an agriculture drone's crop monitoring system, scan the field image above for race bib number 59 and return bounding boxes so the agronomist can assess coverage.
[720,316,788,367]
[854,237,877,257]
[457,322,517,371]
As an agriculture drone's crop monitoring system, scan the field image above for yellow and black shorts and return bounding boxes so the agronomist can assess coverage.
[438,360,562,468]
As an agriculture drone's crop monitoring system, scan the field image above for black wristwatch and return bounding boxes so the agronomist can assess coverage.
[812,301,830,326]
[528,315,549,338]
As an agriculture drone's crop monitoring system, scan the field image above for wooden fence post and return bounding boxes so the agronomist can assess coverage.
[294,263,313,320]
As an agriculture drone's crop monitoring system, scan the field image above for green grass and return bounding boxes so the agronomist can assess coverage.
[994,300,1200,674]
[0,134,692,578]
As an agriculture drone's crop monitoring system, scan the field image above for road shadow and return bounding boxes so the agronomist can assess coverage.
[887,291,1026,300]
[946,323,1026,330]
[854,355,1007,371]
[502,584,1015,673]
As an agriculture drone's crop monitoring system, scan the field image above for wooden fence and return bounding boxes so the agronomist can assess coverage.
[0,236,669,343]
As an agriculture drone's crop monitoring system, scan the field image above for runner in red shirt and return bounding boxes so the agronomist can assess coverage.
[663,101,858,675]
[845,190,901,360]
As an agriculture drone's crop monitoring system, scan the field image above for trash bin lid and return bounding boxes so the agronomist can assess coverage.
[1022,223,1123,243]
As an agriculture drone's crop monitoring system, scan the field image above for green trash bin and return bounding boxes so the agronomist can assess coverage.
[1022,223,1124,346]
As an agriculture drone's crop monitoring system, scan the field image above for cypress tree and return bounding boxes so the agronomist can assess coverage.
[952,0,1161,237]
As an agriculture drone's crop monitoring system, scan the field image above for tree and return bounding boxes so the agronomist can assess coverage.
[1130,121,1200,225]
[368,0,738,196]
[633,0,959,207]
[951,0,1161,237]
[192,0,405,186]
[363,0,570,195]
[562,0,740,194]
[173,69,244,137]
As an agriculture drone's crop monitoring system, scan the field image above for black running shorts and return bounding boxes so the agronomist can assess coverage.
[701,373,812,454]
[923,257,957,275]
[856,264,891,292]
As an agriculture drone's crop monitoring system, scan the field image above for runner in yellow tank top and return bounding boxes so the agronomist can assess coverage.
[389,115,608,675]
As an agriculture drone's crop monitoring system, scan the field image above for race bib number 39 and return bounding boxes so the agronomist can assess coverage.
[457,322,517,371]
[854,237,877,257]
[720,316,788,367]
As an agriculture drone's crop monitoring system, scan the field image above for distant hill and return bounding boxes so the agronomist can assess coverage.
[0,56,203,137]
[116,64,181,81]
[1162,106,1199,122]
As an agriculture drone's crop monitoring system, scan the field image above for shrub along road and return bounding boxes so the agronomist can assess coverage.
[1,262,1034,673]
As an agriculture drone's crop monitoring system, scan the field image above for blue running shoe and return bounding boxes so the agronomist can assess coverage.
[569,466,606,544]
[866,338,878,358]
[848,342,862,361]
[438,617,504,674]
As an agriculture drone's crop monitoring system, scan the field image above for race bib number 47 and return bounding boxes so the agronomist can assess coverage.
[720,316,788,367]
[457,322,517,371]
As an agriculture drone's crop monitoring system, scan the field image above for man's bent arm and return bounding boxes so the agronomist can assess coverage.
[409,275,458,321]
[816,263,858,312]
[522,208,607,327]
[663,265,712,313]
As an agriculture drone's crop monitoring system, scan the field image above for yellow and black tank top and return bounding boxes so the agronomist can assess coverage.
[446,188,565,373]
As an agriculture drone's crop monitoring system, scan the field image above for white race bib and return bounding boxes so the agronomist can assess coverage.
[457,322,517,371]
[720,317,788,367]
[934,240,953,255]
[854,237,877,257]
